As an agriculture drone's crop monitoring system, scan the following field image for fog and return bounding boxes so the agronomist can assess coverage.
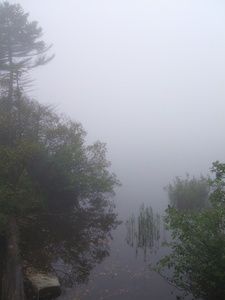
[12,0,225,213]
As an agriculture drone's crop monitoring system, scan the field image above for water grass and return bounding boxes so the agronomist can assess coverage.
[125,203,160,259]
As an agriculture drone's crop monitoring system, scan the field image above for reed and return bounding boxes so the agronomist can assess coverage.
[125,204,160,258]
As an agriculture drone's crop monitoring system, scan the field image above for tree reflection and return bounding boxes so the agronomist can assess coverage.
[19,206,120,287]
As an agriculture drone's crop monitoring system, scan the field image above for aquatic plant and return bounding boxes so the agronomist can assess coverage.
[125,213,135,247]
[125,204,160,259]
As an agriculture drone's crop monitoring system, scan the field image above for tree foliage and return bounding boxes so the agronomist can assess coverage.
[164,174,210,212]
[209,161,225,204]
[0,1,120,235]
[0,3,121,296]
[0,95,120,226]
[153,164,225,300]
[0,1,54,104]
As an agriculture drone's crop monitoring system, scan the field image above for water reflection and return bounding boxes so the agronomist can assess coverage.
[0,236,6,295]
[125,204,161,260]
[18,203,191,300]
[19,207,121,288]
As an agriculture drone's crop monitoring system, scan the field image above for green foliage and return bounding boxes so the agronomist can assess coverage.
[0,141,42,214]
[0,2,120,239]
[209,161,225,204]
[164,174,210,212]
[0,1,54,101]
[153,164,225,299]
[0,95,121,223]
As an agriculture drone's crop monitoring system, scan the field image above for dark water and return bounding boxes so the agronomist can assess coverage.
[56,220,189,300]
[0,235,6,295]
[18,196,193,300]
[60,224,178,300]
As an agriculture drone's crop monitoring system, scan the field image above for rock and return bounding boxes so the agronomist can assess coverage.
[26,274,61,299]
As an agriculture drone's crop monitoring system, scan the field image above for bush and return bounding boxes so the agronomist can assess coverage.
[164,174,210,212]
[152,164,225,299]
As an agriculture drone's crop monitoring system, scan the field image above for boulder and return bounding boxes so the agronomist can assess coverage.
[26,274,61,299]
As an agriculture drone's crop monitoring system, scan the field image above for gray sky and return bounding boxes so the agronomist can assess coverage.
[10,0,225,210]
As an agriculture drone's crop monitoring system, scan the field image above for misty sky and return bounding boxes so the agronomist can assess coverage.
[10,0,225,210]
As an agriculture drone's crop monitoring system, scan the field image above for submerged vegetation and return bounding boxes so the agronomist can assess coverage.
[125,204,160,259]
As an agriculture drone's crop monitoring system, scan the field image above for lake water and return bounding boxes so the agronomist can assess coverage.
[0,185,194,300]
[49,192,193,300]
[58,224,180,300]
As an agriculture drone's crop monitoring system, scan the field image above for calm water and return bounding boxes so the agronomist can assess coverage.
[19,193,194,300]
[56,200,192,300]
[59,224,182,300]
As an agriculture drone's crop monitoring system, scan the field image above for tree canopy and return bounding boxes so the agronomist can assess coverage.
[0,95,120,226]
[0,3,121,298]
[0,1,54,105]
[0,2,120,230]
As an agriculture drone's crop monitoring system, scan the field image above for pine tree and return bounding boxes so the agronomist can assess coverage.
[0,1,54,107]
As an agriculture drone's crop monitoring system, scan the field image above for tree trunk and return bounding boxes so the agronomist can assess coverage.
[2,215,24,300]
